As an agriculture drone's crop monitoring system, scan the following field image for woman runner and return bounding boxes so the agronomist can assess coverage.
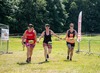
[37,24,61,62]
[64,23,78,61]
[23,24,37,63]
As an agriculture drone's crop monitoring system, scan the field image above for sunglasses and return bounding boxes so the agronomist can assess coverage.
[46,26,49,27]
[70,26,73,27]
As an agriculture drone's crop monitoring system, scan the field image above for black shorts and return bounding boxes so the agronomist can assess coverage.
[66,42,75,47]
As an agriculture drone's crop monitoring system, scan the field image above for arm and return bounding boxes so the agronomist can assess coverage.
[37,31,45,43]
[63,30,68,40]
[34,30,37,42]
[75,30,78,38]
[51,30,61,39]
[75,30,80,42]
[22,30,27,43]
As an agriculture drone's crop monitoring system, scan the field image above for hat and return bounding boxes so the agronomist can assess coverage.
[45,24,50,27]
[28,24,34,28]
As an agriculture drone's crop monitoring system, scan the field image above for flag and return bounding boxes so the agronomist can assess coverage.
[78,11,82,42]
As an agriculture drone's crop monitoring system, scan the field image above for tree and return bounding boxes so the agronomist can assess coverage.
[64,0,100,33]
[45,0,68,32]
[0,0,12,24]
[1,0,100,33]
[15,0,47,33]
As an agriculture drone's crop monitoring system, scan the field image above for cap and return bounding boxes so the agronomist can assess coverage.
[28,24,34,28]
[45,24,50,27]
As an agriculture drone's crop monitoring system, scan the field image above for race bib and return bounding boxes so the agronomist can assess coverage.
[28,40,34,44]
[48,42,52,45]
[69,38,74,40]
[69,38,75,43]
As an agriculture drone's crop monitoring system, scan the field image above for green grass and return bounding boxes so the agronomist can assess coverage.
[0,35,100,73]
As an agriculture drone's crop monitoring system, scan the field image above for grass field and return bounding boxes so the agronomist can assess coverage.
[0,35,100,73]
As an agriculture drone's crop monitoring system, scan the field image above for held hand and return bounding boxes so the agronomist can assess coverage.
[23,39,26,42]
[63,38,66,40]
[59,37,62,40]
[77,39,80,42]
[37,39,39,43]
[57,36,62,40]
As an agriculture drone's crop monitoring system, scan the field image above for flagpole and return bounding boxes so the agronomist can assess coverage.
[76,11,82,53]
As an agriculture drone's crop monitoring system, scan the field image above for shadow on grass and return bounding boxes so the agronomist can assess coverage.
[17,62,30,65]
[38,61,49,64]
[63,60,77,62]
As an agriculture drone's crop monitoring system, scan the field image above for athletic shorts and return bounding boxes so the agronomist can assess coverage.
[66,42,75,48]
[43,43,52,49]
[26,43,35,48]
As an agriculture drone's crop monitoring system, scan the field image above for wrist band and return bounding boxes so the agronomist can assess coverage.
[23,42,26,44]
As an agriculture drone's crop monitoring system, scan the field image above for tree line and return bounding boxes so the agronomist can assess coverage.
[0,0,100,33]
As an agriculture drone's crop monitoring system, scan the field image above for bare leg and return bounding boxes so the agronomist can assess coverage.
[26,46,30,58]
[29,47,34,62]
[44,46,48,61]
[67,44,71,59]
[67,48,70,56]
[47,49,52,59]
[70,47,74,61]
[23,44,25,51]
[26,46,31,63]
[48,49,52,54]
[30,48,33,57]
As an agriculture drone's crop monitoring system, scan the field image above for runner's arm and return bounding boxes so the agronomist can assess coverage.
[75,30,80,42]
[34,30,37,42]
[37,31,44,42]
[63,30,68,40]
[51,30,61,39]
[22,30,27,42]
[75,30,78,38]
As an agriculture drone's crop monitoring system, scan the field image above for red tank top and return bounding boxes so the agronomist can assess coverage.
[25,30,36,44]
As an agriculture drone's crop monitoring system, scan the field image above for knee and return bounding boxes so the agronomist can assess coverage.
[69,49,71,52]
[71,51,73,54]
[49,51,51,54]
[44,48,47,52]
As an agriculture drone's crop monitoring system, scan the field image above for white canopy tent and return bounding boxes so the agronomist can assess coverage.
[0,23,9,54]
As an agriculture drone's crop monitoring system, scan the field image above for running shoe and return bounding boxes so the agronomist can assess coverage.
[26,58,31,63]
[47,54,49,58]
[67,56,69,60]
[29,57,31,62]
[45,59,48,62]
[70,58,72,61]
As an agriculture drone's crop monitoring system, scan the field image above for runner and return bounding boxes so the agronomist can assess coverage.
[23,24,37,63]
[37,24,61,62]
[64,23,78,61]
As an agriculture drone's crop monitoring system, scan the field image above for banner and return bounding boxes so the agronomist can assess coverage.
[1,28,9,40]
[78,11,82,42]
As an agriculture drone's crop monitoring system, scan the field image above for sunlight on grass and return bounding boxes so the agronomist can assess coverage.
[0,35,100,73]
